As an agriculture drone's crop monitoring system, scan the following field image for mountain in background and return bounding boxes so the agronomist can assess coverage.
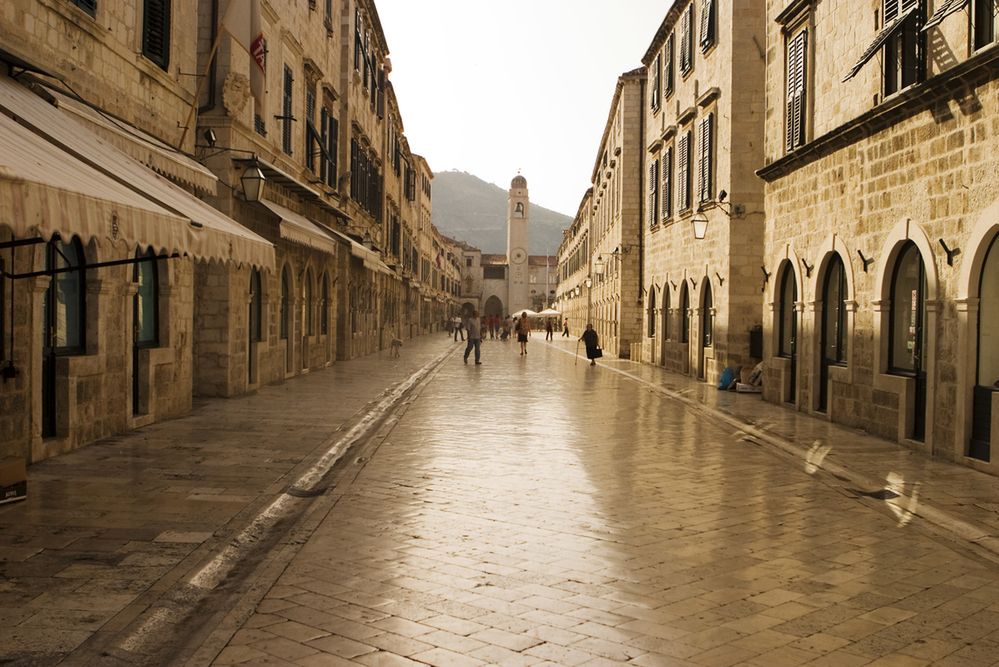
[430,170,572,255]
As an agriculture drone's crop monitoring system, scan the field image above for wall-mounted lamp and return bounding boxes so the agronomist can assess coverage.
[939,239,961,266]
[593,256,606,276]
[202,128,218,148]
[584,277,593,289]
[362,230,374,249]
[240,162,266,202]
[575,286,581,296]
[857,249,875,272]
[691,213,708,240]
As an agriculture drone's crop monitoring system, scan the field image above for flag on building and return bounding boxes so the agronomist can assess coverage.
[221,0,267,115]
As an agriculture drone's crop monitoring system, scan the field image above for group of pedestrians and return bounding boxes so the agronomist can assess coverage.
[458,313,601,367]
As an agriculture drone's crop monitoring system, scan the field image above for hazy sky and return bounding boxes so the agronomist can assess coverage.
[376,1,667,217]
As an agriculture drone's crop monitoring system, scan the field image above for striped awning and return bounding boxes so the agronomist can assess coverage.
[0,74,274,269]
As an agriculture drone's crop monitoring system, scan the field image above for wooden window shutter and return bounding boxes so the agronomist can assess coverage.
[786,30,807,151]
[319,106,328,180]
[142,0,171,70]
[885,0,901,22]
[698,114,713,202]
[651,53,661,110]
[305,88,316,171]
[681,5,693,73]
[662,147,673,219]
[282,66,293,155]
[678,132,690,210]
[665,34,675,96]
[326,114,339,187]
[699,0,715,49]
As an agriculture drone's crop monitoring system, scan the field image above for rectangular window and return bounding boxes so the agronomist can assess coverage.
[662,146,673,220]
[697,113,713,203]
[254,114,266,137]
[305,88,316,171]
[325,0,333,31]
[282,66,293,155]
[71,0,97,16]
[142,0,171,70]
[648,159,659,227]
[699,0,715,50]
[664,34,675,98]
[975,0,997,49]
[650,53,661,111]
[884,0,925,95]
[678,131,692,211]
[680,4,694,75]
[786,29,808,152]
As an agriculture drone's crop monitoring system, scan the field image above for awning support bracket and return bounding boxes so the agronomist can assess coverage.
[0,252,178,281]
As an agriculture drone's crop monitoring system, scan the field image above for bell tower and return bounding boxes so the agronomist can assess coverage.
[506,173,530,313]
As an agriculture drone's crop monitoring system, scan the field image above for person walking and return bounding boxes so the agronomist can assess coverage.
[453,315,464,342]
[516,311,531,355]
[463,310,482,364]
[545,318,554,341]
[580,323,600,366]
[562,319,570,337]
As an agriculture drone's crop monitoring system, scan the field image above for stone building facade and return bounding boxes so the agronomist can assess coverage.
[556,193,592,338]
[586,70,645,359]
[0,0,449,464]
[639,0,767,382]
[758,0,999,471]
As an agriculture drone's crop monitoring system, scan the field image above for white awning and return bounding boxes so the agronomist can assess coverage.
[0,75,274,269]
[49,87,220,195]
[259,199,339,254]
[326,227,395,275]
[0,110,189,251]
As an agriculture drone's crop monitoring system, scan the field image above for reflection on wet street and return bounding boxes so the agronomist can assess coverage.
[217,340,999,666]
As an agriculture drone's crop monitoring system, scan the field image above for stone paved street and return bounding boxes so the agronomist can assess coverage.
[204,338,999,667]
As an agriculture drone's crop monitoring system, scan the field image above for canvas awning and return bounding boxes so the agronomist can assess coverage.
[0,111,188,249]
[327,227,394,275]
[49,86,220,194]
[0,74,274,269]
[259,199,339,254]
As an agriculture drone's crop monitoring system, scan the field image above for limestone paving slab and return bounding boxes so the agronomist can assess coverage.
[0,335,456,665]
[207,340,999,666]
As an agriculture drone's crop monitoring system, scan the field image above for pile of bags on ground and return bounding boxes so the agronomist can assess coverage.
[717,362,764,393]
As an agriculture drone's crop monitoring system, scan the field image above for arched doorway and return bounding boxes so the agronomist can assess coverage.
[483,295,503,319]
[648,286,657,339]
[699,280,713,380]
[820,255,847,412]
[889,242,928,441]
[42,236,86,437]
[972,235,999,460]
[778,261,798,403]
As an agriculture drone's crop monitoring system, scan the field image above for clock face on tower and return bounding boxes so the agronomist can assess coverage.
[511,247,527,264]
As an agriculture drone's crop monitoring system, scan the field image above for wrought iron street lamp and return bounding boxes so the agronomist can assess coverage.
[240,163,266,202]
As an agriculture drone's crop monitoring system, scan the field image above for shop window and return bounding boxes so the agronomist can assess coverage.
[648,287,657,338]
[304,269,314,336]
[679,282,690,343]
[320,272,330,335]
[45,237,86,353]
[778,264,797,357]
[250,268,263,343]
[888,242,926,373]
[280,266,291,340]
[134,249,159,348]
[822,255,848,365]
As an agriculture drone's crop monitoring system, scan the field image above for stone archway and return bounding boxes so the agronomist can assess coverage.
[483,295,504,319]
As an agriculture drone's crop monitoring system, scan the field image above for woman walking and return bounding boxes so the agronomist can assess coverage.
[516,311,531,355]
[580,323,600,366]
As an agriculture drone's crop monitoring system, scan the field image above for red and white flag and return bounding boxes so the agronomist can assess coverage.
[221,0,267,115]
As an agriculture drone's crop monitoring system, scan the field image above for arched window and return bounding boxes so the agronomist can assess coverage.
[320,272,330,335]
[889,242,926,373]
[679,282,690,344]
[778,264,797,357]
[979,236,999,387]
[280,266,291,340]
[662,286,671,341]
[45,236,86,353]
[822,255,848,365]
[648,286,657,338]
[304,269,314,336]
[134,248,159,348]
[702,280,713,348]
[250,269,263,343]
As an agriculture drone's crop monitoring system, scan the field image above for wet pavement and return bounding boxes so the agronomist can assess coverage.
[3,335,999,665]
[202,337,999,667]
